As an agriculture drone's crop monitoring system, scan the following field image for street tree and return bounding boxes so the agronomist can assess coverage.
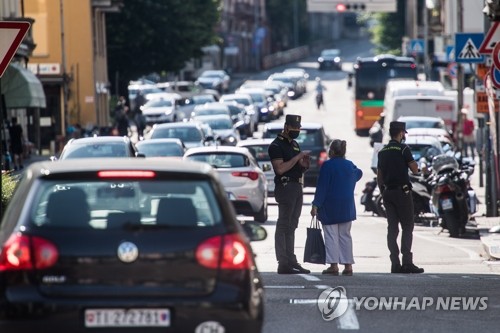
[106,0,221,95]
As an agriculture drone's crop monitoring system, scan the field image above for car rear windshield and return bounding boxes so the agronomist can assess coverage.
[136,143,183,157]
[62,143,129,159]
[263,129,323,147]
[29,179,222,229]
[244,145,270,161]
[187,153,248,168]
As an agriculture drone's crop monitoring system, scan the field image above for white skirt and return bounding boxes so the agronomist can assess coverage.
[323,222,354,264]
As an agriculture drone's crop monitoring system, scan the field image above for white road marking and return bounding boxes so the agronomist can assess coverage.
[338,300,360,330]
[265,285,305,289]
[315,285,331,289]
[300,274,321,281]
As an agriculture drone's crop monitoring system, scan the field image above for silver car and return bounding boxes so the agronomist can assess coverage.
[237,139,275,195]
[184,146,269,223]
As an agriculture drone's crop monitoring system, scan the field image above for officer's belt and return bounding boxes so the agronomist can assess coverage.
[278,176,303,184]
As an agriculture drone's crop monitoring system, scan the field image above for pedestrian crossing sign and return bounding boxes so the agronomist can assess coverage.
[410,39,424,55]
[455,33,485,63]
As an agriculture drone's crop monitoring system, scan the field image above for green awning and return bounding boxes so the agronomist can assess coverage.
[1,63,46,108]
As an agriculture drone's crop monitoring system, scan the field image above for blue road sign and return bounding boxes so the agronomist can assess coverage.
[455,33,484,63]
[410,39,424,55]
[447,62,457,79]
[491,66,500,89]
[446,46,455,62]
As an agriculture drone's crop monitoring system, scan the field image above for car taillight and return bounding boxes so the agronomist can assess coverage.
[232,171,259,181]
[97,170,156,178]
[318,151,328,167]
[196,234,251,270]
[356,110,364,118]
[0,234,58,271]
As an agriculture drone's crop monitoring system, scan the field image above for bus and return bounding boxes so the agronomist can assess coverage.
[352,54,418,136]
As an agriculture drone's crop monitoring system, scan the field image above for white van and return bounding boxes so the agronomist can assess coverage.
[383,80,445,117]
[382,95,456,143]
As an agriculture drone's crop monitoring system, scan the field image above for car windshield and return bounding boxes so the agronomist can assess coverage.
[195,108,228,116]
[143,99,173,108]
[201,72,222,78]
[222,97,250,106]
[151,127,202,141]
[321,49,340,57]
[407,144,442,160]
[29,179,222,229]
[193,95,215,104]
[187,153,247,168]
[204,118,233,130]
[61,143,129,159]
[136,142,183,157]
[405,120,444,129]
[243,144,270,161]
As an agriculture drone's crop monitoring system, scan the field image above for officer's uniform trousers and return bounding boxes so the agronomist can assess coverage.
[382,188,414,265]
[274,181,303,266]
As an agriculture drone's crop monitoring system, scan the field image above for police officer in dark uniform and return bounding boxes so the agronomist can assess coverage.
[377,121,424,274]
[268,114,311,274]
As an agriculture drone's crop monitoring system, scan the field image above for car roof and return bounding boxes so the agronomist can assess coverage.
[194,102,229,110]
[264,122,323,130]
[67,136,131,145]
[152,122,202,129]
[185,146,253,156]
[405,135,442,145]
[406,128,449,135]
[237,138,275,146]
[26,157,215,176]
[136,138,184,145]
[398,116,444,122]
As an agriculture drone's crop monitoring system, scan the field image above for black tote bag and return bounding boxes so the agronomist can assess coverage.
[303,217,326,265]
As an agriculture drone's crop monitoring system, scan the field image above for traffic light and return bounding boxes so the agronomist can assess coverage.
[483,0,500,21]
[335,3,366,12]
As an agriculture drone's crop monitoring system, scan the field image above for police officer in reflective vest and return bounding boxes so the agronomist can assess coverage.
[268,114,311,274]
[377,121,424,274]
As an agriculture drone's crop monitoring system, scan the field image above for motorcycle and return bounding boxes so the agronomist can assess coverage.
[429,154,476,238]
[360,178,379,215]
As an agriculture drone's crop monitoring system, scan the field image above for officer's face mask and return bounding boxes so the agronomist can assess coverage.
[400,133,406,144]
[288,129,300,139]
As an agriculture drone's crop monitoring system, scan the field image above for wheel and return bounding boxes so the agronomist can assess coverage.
[443,211,460,238]
[375,195,386,218]
[254,202,268,223]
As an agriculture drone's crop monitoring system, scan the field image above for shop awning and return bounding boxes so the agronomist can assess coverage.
[1,63,46,108]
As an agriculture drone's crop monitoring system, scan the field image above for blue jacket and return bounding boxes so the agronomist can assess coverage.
[312,157,363,225]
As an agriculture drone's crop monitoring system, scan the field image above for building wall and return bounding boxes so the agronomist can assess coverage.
[25,0,99,132]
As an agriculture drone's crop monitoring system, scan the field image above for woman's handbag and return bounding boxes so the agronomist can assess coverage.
[303,216,326,265]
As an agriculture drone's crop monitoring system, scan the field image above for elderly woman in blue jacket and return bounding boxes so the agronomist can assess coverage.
[311,139,363,276]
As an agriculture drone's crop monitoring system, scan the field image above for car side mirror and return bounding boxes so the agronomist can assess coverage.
[50,155,58,162]
[240,221,267,241]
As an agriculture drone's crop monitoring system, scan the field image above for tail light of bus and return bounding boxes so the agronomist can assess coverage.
[356,109,364,118]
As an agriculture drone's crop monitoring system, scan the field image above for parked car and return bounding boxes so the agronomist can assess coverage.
[266,73,298,99]
[262,122,330,187]
[404,135,444,161]
[193,115,240,146]
[147,122,214,148]
[281,69,308,96]
[135,138,186,157]
[0,158,266,332]
[318,49,342,70]
[140,95,182,125]
[238,139,276,195]
[406,128,454,151]
[184,146,269,222]
[195,70,231,93]
[55,136,143,160]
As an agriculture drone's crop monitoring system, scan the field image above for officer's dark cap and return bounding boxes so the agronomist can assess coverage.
[389,121,407,133]
[285,114,301,128]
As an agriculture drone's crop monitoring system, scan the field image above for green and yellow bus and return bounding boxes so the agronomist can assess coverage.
[353,55,417,136]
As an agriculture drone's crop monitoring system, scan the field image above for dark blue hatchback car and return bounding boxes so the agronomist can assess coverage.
[0,158,266,332]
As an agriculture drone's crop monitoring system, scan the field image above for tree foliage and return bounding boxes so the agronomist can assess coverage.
[370,0,406,55]
[106,0,221,94]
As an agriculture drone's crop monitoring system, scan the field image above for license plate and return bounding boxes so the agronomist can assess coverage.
[441,198,453,210]
[84,308,170,327]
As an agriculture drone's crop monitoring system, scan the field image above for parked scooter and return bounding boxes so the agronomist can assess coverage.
[360,178,379,215]
[429,154,476,237]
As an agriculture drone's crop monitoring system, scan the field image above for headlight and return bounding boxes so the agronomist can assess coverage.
[318,57,324,62]
[227,136,236,143]
[334,57,341,62]
[260,107,268,113]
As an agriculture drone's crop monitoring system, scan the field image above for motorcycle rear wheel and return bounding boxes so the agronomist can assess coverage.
[443,211,460,238]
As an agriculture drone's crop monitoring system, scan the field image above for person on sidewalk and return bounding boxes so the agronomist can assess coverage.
[377,121,424,274]
[311,139,362,276]
[461,110,476,159]
[268,114,311,274]
[8,117,24,171]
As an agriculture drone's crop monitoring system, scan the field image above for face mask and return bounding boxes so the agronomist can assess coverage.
[401,135,406,144]
[288,130,300,139]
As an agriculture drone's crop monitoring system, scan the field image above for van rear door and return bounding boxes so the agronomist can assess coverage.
[393,97,455,127]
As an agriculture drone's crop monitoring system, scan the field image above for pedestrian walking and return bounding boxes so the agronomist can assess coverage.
[461,109,476,158]
[268,114,311,274]
[114,106,131,137]
[134,109,146,140]
[310,139,362,276]
[377,121,424,274]
[8,117,24,171]
[315,77,326,110]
